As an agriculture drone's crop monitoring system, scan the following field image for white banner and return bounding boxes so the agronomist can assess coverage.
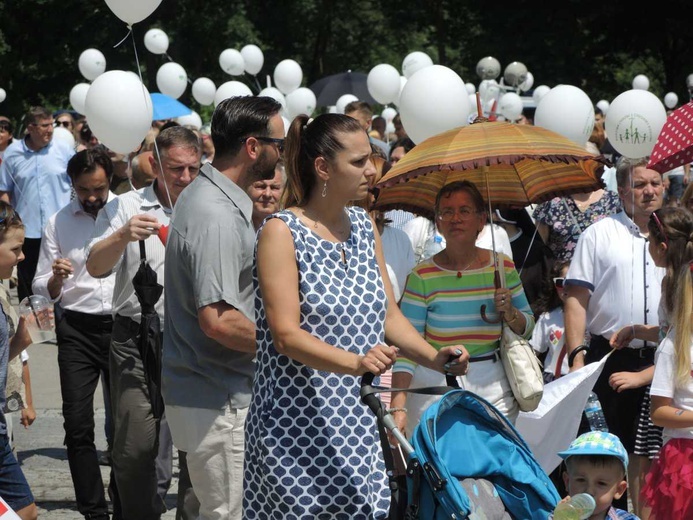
[0,496,21,519]
[515,353,611,474]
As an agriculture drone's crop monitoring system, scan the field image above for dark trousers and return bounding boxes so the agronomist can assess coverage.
[585,335,654,510]
[57,309,115,519]
[17,237,41,302]
[110,315,196,520]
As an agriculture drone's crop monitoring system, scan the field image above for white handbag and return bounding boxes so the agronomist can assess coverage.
[499,324,544,412]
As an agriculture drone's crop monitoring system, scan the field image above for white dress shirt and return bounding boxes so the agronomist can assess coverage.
[566,210,664,347]
[85,183,169,324]
[33,194,117,315]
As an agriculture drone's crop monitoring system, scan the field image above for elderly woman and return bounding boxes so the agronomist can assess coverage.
[391,180,535,435]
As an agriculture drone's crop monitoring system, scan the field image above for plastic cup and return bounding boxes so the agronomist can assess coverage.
[18,295,56,344]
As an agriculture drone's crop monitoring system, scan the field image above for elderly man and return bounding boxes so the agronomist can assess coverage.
[163,96,283,520]
[32,148,117,520]
[564,156,664,509]
[0,106,74,301]
[246,159,285,230]
[86,126,200,520]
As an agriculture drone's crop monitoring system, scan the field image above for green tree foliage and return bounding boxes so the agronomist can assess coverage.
[0,0,690,126]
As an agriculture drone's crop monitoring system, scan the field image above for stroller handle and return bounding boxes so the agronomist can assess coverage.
[360,373,415,455]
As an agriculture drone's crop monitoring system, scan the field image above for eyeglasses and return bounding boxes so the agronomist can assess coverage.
[553,277,565,288]
[55,120,72,129]
[241,136,285,153]
[650,211,668,246]
[436,207,478,222]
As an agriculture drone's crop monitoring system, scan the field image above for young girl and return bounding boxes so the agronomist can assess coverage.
[0,201,37,519]
[641,256,693,518]
[531,259,571,383]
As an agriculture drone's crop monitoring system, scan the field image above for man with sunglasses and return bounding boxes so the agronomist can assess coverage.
[564,156,665,510]
[162,95,283,520]
[0,106,74,303]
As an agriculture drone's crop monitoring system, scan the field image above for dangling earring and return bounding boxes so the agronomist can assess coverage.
[321,181,328,198]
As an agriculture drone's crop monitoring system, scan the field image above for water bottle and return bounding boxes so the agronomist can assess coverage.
[584,392,608,432]
[552,493,596,520]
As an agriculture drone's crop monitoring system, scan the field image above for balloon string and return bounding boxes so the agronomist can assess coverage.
[130,23,174,210]
[114,25,132,49]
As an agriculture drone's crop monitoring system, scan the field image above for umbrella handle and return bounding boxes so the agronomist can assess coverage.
[480,267,503,324]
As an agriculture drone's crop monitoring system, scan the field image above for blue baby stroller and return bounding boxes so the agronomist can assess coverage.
[361,374,560,519]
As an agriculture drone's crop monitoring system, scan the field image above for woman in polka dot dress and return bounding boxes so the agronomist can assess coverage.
[243,113,471,519]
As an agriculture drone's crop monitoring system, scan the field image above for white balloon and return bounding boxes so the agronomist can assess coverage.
[281,116,290,136]
[664,92,678,109]
[465,82,476,95]
[144,28,169,55]
[0,88,5,103]
[478,79,500,106]
[258,87,287,110]
[381,107,397,122]
[175,111,203,130]
[52,126,75,148]
[398,65,472,144]
[273,59,303,95]
[402,51,434,79]
[214,81,253,107]
[367,64,401,105]
[393,76,407,107]
[476,56,501,80]
[192,77,216,106]
[632,74,650,91]
[503,62,528,87]
[385,121,395,135]
[285,87,317,119]
[519,72,534,92]
[499,92,524,121]
[78,49,106,81]
[534,84,594,146]
[219,49,245,76]
[156,62,188,99]
[85,70,153,154]
[532,85,551,104]
[605,89,667,159]
[336,94,358,114]
[103,0,162,25]
[596,99,610,114]
[69,83,91,115]
[240,45,264,75]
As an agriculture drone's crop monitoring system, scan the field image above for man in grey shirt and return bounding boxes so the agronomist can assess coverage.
[163,96,284,520]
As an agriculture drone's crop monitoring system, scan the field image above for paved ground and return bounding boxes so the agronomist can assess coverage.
[9,289,182,519]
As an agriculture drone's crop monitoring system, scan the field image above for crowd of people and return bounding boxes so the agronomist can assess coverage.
[0,96,690,520]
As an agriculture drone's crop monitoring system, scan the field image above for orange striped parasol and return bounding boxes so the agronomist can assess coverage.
[373,120,610,221]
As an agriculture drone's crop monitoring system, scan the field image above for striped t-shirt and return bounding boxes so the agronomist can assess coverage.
[394,253,534,375]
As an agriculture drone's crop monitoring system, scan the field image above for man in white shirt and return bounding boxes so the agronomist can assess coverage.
[32,147,116,520]
[564,156,664,510]
[85,127,201,520]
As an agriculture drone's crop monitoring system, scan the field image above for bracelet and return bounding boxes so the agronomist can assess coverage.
[505,308,520,323]
[387,407,408,414]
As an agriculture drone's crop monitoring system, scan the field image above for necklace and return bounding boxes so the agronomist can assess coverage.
[442,252,478,278]
[303,208,350,239]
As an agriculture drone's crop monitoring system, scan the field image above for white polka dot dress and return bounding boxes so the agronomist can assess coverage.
[243,207,391,519]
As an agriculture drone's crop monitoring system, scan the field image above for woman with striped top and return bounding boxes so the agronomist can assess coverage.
[390,180,535,435]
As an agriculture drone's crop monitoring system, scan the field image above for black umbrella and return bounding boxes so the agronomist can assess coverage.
[309,70,377,107]
[133,240,164,419]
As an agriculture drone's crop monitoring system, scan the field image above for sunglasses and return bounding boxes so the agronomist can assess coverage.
[241,136,285,153]
[553,277,565,288]
[55,120,72,129]
[0,122,12,132]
